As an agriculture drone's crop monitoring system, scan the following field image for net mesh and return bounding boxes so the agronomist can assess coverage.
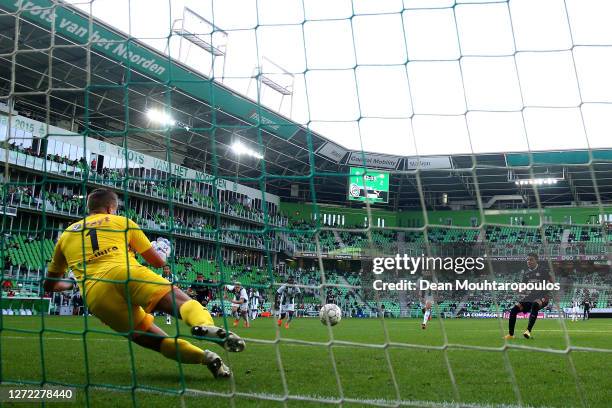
[0,0,611,407]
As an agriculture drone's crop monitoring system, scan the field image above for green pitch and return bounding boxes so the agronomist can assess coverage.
[1,316,611,407]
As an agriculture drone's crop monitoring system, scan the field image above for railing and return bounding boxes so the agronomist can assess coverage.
[2,193,286,252]
[287,241,610,260]
[4,192,84,218]
[2,148,288,227]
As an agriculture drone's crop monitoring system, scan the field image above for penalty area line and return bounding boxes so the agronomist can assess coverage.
[68,384,557,408]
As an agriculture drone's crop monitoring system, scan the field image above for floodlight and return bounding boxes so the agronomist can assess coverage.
[147,109,177,126]
[231,141,263,160]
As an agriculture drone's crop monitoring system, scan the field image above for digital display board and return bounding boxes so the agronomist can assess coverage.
[348,167,389,203]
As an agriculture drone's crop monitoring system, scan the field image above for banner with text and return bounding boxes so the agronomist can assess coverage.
[347,152,401,170]
[404,156,451,170]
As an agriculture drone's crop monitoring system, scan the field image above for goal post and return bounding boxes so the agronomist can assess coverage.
[0,0,610,407]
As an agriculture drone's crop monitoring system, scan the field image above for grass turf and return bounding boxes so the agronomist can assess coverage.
[1,315,611,407]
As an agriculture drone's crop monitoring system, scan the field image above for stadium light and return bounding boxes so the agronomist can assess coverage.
[258,57,294,96]
[170,7,228,80]
[231,140,263,160]
[173,27,226,56]
[247,56,295,115]
[514,177,561,186]
[147,109,177,127]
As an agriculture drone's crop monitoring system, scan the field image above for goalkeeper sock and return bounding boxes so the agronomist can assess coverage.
[422,310,431,325]
[160,338,205,364]
[179,299,214,327]
[527,303,540,332]
[508,305,520,336]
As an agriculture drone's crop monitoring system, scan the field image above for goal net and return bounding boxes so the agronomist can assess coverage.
[0,0,611,407]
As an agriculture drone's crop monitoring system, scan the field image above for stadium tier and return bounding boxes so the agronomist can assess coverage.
[2,143,611,320]
[1,1,612,407]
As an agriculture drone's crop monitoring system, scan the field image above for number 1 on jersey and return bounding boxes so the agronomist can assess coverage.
[86,229,99,252]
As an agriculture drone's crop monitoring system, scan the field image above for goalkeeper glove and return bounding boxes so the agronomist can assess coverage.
[151,237,172,262]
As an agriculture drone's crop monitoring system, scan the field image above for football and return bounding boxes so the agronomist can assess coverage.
[319,304,342,326]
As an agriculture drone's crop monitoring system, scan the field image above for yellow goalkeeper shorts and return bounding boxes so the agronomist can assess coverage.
[82,264,172,334]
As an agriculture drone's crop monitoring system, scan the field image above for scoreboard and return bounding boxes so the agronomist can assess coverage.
[348,167,389,204]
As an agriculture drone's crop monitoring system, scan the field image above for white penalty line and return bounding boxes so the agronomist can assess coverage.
[388,326,612,333]
[3,329,612,344]
[2,335,126,342]
[4,334,612,356]
[0,380,553,408]
[162,389,554,408]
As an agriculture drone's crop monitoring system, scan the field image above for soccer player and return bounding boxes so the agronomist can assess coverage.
[161,265,177,325]
[43,189,244,379]
[188,273,213,307]
[504,253,553,340]
[276,277,301,328]
[571,298,580,322]
[248,287,261,321]
[582,298,591,320]
[420,285,434,330]
[226,282,249,328]
[325,289,336,305]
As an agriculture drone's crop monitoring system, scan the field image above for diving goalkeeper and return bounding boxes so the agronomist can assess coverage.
[43,189,245,378]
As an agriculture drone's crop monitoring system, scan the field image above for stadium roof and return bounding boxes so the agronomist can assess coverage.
[1,0,612,210]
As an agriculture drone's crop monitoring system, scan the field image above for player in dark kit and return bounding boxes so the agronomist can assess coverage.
[582,299,591,320]
[504,253,554,340]
[188,273,214,306]
[325,289,336,305]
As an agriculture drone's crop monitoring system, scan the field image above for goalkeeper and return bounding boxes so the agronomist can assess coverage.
[43,189,244,378]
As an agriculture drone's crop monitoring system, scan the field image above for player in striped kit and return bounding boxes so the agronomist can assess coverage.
[420,292,434,330]
[276,277,301,329]
[226,282,250,328]
[571,298,580,322]
[248,287,261,320]
[417,278,434,330]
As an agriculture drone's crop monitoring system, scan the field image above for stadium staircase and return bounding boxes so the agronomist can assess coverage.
[348,273,375,316]
[561,228,571,243]
[396,232,411,317]
[397,288,410,317]
[560,228,571,253]
[332,231,346,248]
[277,232,295,256]
[451,294,472,318]
[328,274,371,314]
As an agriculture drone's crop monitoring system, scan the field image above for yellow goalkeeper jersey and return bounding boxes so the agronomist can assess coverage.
[47,213,152,281]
